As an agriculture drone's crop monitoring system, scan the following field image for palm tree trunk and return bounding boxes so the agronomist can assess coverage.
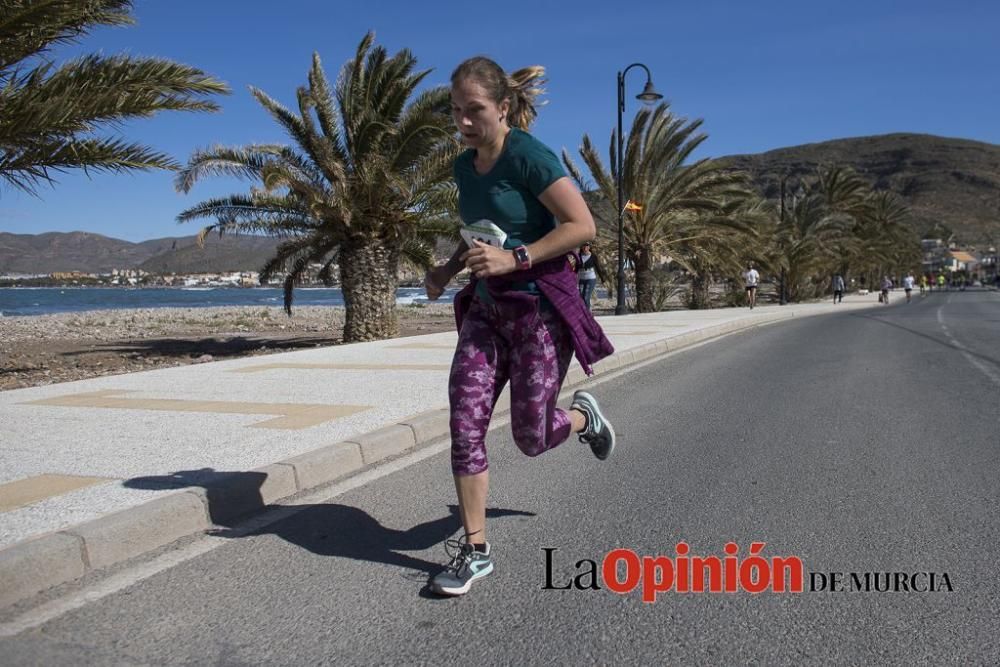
[786,269,798,302]
[339,236,400,342]
[634,250,655,313]
[689,274,710,309]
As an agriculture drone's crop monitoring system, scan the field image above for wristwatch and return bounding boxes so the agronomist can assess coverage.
[513,245,532,270]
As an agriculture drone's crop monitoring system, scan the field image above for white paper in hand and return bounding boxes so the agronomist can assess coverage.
[460,219,508,249]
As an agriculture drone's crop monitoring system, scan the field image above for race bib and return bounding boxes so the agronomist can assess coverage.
[460,219,508,249]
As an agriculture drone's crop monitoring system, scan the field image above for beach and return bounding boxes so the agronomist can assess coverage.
[0,304,456,390]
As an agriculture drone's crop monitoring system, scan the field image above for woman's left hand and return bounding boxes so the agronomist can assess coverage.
[461,240,518,278]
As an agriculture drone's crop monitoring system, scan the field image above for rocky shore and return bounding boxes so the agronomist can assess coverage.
[0,304,456,390]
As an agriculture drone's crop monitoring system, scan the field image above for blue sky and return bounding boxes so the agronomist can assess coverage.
[2,0,998,242]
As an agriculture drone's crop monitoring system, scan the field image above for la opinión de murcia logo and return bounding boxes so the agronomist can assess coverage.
[543,543,953,601]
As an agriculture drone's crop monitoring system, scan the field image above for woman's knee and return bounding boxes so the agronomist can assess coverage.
[511,424,547,457]
[451,432,489,476]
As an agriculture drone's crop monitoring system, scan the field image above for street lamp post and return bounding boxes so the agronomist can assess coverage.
[779,176,788,305]
[616,63,662,315]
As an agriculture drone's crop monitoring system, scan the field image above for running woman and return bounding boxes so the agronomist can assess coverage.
[743,263,760,309]
[423,57,616,596]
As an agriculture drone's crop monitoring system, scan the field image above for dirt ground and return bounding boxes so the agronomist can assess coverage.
[0,306,456,391]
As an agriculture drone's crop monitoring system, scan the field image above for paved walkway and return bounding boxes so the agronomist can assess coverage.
[0,295,888,606]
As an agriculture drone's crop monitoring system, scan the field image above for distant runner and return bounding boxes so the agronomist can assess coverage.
[743,263,760,309]
[903,272,915,303]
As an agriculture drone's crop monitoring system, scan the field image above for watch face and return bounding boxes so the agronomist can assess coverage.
[514,247,530,267]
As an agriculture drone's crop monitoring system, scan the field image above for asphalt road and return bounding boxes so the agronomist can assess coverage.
[3,290,999,665]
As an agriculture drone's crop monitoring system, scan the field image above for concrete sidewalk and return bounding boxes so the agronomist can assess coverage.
[0,295,889,607]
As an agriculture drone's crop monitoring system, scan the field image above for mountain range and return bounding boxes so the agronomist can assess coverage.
[0,232,282,275]
[2,133,998,275]
[721,133,1000,243]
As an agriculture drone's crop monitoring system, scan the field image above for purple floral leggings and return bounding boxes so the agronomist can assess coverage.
[449,297,575,476]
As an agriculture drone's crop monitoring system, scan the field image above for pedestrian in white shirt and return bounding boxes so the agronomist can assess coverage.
[903,273,915,303]
[743,263,760,309]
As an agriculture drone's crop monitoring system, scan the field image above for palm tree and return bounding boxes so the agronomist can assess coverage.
[769,191,849,301]
[757,165,921,299]
[814,165,919,288]
[0,0,229,194]
[676,196,771,308]
[855,189,918,284]
[564,104,756,312]
[818,165,871,219]
[818,165,874,283]
[176,32,460,342]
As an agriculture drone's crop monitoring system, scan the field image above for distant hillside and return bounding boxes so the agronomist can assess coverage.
[0,231,281,274]
[137,234,283,274]
[720,133,1000,243]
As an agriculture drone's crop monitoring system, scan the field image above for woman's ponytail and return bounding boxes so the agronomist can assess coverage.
[451,57,547,130]
[506,66,547,130]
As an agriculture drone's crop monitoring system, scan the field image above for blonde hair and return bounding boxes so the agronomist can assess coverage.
[451,56,547,130]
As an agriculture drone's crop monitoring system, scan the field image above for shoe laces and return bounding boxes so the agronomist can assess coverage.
[443,532,478,572]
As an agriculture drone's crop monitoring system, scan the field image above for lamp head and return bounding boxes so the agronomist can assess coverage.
[636,80,663,104]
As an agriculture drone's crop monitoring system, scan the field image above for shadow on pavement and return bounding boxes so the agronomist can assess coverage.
[124,468,535,579]
[67,335,340,360]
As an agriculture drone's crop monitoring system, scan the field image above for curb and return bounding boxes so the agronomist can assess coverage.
[0,309,797,609]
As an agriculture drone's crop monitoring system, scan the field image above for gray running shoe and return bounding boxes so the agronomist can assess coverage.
[572,390,616,460]
[430,539,494,596]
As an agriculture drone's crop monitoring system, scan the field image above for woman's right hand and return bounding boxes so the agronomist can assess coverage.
[424,266,450,300]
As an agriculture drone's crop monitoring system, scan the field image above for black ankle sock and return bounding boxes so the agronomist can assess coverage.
[473,543,488,554]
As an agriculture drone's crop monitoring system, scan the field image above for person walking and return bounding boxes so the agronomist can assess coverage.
[423,56,616,597]
[576,242,604,310]
[832,274,845,304]
[743,263,760,309]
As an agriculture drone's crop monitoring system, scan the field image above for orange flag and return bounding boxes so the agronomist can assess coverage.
[624,200,642,212]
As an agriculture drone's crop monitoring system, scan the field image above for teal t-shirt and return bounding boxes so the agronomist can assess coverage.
[454,128,566,249]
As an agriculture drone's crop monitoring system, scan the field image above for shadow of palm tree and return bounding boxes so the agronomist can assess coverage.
[65,335,341,360]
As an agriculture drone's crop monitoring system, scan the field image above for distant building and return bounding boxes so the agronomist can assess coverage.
[947,250,978,273]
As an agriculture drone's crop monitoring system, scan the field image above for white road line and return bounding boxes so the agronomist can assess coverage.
[936,304,1000,387]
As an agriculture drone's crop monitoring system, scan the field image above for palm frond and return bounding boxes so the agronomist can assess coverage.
[0,2,228,194]
[1,136,175,194]
[174,144,288,193]
[0,0,133,70]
